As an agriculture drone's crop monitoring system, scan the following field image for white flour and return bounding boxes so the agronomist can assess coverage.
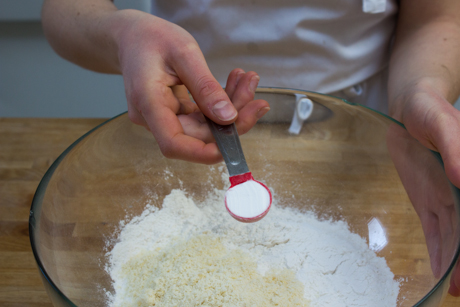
[105,188,399,307]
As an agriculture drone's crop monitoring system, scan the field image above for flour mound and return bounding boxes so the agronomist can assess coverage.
[105,189,399,307]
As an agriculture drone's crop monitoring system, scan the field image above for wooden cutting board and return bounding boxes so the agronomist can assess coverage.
[0,117,459,307]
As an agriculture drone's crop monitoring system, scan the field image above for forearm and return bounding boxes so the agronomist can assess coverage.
[42,0,126,73]
[388,1,460,122]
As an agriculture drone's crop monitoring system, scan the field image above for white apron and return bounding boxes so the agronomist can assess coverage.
[151,0,398,113]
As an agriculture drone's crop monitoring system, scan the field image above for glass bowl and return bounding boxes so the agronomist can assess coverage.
[29,87,460,306]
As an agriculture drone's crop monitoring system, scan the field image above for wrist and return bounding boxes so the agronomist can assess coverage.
[107,9,174,76]
[101,9,148,74]
[388,77,450,123]
[388,77,460,155]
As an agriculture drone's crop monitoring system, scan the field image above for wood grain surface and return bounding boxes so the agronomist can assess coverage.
[1,117,459,307]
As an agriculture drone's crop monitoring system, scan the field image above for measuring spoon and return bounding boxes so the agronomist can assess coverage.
[206,117,272,223]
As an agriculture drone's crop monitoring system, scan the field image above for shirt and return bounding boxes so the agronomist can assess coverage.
[152,0,398,95]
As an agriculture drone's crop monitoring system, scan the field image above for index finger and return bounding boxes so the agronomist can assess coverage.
[141,84,223,164]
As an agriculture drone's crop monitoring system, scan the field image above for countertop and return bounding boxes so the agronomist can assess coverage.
[1,117,459,307]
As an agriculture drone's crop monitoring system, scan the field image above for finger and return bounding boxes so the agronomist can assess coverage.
[420,213,442,278]
[171,45,238,124]
[171,84,190,100]
[127,102,148,128]
[171,85,199,115]
[230,71,260,110]
[430,112,460,188]
[178,111,214,143]
[225,68,245,101]
[173,85,213,142]
[140,83,222,164]
[449,260,460,296]
[235,99,270,135]
[438,205,458,280]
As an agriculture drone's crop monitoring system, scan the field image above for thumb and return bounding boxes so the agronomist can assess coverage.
[402,92,460,188]
[172,45,237,124]
[425,108,460,188]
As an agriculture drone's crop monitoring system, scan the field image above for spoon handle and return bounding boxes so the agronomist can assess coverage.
[206,117,249,177]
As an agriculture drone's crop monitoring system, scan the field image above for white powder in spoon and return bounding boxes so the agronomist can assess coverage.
[105,189,399,307]
[225,180,271,218]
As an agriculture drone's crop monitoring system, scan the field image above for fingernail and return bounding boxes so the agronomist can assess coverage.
[257,107,270,119]
[235,71,245,84]
[249,75,260,93]
[212,100,237,121]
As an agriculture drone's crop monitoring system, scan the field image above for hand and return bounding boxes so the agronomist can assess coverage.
[389,84,460,295]
[113,10,269,164]
[391,80,460,190]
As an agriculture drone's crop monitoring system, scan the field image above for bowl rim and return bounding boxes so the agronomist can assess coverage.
[28,87,460,307]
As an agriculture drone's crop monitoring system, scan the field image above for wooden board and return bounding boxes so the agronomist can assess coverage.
[1,117,459,307]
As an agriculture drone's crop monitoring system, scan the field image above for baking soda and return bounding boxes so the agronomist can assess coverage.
[225,179,271,218]
[105,188,399,307]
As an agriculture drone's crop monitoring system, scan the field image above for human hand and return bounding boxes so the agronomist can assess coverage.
[113,10,270,164]
[387,115,460,296]
[393,83,460,295]
[391,81,460,189]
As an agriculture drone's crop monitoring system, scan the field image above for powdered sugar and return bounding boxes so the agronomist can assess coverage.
[105,188,399,307]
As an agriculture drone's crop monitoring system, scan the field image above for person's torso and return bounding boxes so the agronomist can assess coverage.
[152,0,398,94]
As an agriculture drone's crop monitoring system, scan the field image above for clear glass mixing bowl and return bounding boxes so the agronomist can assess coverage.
[29,88,460,306]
